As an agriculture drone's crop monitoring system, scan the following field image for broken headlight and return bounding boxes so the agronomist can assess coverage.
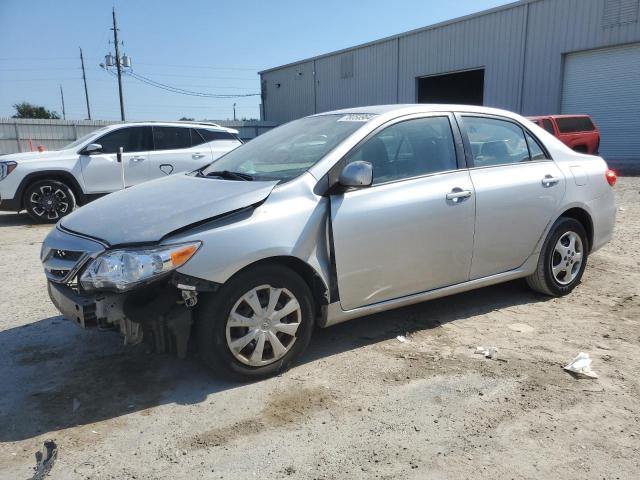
[80,242,201,292]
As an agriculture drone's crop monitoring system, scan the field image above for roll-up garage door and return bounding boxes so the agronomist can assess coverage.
[561,43,640,160]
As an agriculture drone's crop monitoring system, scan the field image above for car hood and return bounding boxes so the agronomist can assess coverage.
[60,174,278,245]
[1,149,74,163]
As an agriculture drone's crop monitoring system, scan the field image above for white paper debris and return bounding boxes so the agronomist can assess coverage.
[396,335,407,343]
[564,352,598,379]
[475,346,498,359]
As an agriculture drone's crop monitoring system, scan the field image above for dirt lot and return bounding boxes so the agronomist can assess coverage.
[0,177,638,480]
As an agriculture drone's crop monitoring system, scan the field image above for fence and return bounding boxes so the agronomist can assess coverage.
[0,118,278,154]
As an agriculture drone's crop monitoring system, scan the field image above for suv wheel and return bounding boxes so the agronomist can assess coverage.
[23,179,76,223]
[526,217,588,296]
[197,265,315,380]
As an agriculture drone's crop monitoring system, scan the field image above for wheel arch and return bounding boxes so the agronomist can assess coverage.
[558,206,594,252]
[16,170,85,209]
[226,255,330,322]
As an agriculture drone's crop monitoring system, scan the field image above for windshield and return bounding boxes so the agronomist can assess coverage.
[201,114,374,182]
[63,126,111,150]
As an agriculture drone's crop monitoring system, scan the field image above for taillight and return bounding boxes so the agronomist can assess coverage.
[605,169,617,187]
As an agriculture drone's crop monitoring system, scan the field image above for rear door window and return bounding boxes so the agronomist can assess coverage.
[463,116,531,167]
[525,131,547,160]
[556,117,595,133]
[542,119,555,134]
[96,126,153,154]
[153,126,192,150]
[190,129,207,147]
[197,129,238,142]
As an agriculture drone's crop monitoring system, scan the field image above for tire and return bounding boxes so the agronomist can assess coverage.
[23,179,76,223]
[526,217,588,296]
[196,265,315,380]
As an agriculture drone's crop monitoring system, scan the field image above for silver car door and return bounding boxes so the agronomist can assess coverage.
[458,114,566,279]
[330,114,475,311]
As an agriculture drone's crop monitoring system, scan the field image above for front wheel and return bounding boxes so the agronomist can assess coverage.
[23,179,76,223]
[196,265,315,380]
[526,217,588,296]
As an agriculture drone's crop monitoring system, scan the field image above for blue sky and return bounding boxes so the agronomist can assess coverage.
[0,0,510,121]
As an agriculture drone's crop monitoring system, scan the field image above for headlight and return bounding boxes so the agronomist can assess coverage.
[80,242,201,292]
[0,161,17,180]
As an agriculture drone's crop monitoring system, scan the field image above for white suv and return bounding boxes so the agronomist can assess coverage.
[0,121,242,222]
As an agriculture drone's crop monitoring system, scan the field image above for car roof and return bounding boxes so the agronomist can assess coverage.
[528,114,591,120]
[105,121,239,134]
[315,104,525,119]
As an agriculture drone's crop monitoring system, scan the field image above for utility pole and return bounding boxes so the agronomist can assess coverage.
[111,7,125,121]
[59,85,66,120]
[233,103,237,121]
[79,47,91,119]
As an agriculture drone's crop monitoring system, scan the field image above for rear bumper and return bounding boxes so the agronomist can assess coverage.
[588,190,616,252]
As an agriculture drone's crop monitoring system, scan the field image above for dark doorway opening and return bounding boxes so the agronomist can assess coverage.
[417,69,485,105]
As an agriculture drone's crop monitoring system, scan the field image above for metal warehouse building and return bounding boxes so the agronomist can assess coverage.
[259,0,640,160]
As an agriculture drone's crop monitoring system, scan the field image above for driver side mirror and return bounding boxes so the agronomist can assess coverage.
[82,143,102,155]
[339,161,373,188]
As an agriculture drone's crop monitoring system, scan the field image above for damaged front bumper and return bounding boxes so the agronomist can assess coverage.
[47,274,218,359]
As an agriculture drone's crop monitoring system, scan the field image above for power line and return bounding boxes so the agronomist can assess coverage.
[127,71,258,80]
[128,71,260,98]
[135,62,262,71]
[103,67,260,98]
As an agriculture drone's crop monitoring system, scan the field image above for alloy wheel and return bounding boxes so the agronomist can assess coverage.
[551,231,583,285]
[29,185,70,221]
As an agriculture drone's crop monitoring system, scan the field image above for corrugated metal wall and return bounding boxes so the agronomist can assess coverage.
[260,0,640,124]
[398,4,527,108]
[261,61,316,124]
[0,119,276,154]
[315,39,399,112]
[522,0,640,114]
[561,43,640,159]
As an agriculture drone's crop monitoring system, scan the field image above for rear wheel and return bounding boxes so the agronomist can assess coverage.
[526,217,588,296]
[23,179,76,223]
[196,265,315,380]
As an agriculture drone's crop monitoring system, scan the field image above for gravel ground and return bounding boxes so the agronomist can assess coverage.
[0,177,638,480]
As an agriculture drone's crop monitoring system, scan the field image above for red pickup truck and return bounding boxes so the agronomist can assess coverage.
[527,115,600,155]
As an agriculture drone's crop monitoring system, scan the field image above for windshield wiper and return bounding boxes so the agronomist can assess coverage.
[204,170,254,181]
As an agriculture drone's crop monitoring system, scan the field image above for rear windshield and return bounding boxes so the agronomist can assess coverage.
[556,117,595,133]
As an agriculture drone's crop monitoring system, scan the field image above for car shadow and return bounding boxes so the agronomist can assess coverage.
[0,279,544,442]
[0,212,35,227]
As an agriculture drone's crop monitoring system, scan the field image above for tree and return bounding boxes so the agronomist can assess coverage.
[12,102,60,119]
[179,116,194,121]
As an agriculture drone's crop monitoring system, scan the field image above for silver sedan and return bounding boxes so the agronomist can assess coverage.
[42,105,617,379]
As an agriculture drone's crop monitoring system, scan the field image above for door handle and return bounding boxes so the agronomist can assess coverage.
[192,153,206,159]
[541,175,561,187]
[130,156,145,162]
[446,189,472,203]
